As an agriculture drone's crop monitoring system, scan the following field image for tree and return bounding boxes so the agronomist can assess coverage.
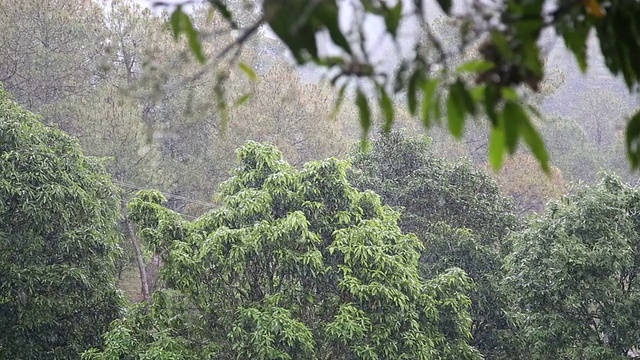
[488,153,568,215]
[503,174,640,359]
[348,131,518,359]
[0,0,105,113]
[349,131,516,243]
[84,141,479,359]
[163,0,640,170]
[0,86,123,358]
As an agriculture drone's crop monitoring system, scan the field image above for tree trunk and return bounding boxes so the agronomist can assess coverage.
[126,219,150,303]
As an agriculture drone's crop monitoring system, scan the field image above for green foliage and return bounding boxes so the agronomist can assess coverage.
[349,131,516,242]
[168,0,640,170]
[504,174,640,359]
[86,141,479,359]
[348,131,518,358]
[0,86,124,358]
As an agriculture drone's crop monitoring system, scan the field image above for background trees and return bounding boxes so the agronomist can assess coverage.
[85,141,479,359]
[0,86,123,358]
[163,0,640,169]
[504,174,640,359]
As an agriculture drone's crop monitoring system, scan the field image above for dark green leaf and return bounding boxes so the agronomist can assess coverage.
[558,20,591,72]
[378,86,395,133]
[207,0,237,28]
[356,90,371,138]
[436,0,452,14]
[452,79,476,115]
[521,41,543,77]
[421,78,439,128]
[383,2,403,37]
[407,70,422,116]
[447,89,465,138]
[502,101,522,153]
[626,110,640,169]
[170,6,184,41]
[316,0,352,54]
[484,85,499,126]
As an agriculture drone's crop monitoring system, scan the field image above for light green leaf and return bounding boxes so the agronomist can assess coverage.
[456,60,495,74]
[239,63,258,81]
[488,127,505,170]
[170,7,205,63]
[234,93,252,106]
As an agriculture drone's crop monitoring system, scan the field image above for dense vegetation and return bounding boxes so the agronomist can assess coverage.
[2,0,640,359]
[0,86,123,358]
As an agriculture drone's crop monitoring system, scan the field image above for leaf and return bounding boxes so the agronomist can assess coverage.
[521,41,543,77]
[383,2,403,37]
[489,127,506,170]
[407,70,422,116]
[330,85,346,120]
[316,0,352,54]
[501,87,519,101]
[559,20,591,72]
[626,110,640,169]
[265,0,319,63]
[215,72,230,134]
[234,93,252,106]
[378,86,394,133]
[447,80,474,138]
[502,101,522,153]
[207,0,237,28]
[239,63,258,81]
[484,85,499,126]
[519,115,549,173]
[584,0,606,18]
[502,100,549,171]
[453,79,476,115]
[170,7,184,41]
[447,89,465,138]
[356,90,371,138]
[470,85,485,102]
[436,0,452,14]
[421,78,439,128]
[456,60,495,74]
[170,7,206,63]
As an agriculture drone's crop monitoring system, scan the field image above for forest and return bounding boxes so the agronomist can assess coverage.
[2,0,640,359]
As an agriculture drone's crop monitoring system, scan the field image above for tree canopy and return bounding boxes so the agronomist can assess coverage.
[163,0,640,171]
[85,141,480,359]
[348,131,518,358]
[0,86,123,358]
[504,174,640,359]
